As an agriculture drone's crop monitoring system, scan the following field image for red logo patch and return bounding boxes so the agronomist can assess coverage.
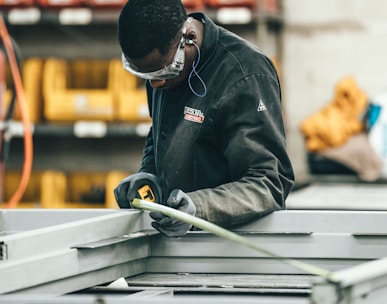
[184,106,205,123]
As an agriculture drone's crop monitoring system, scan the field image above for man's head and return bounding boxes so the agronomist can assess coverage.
[118,0,187,60]
[118,0,204,90]
[119,0,205,90]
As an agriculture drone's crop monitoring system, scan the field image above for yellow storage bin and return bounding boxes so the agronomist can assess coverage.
[4,58,44,123]
[40,171,107,208]
[1,171,44,208]
[115,87,150,122]
[43,58,115,122]
[0,170,128,209]
[105,170,130,209]
[41,170,129,209]
[109,58,151,122]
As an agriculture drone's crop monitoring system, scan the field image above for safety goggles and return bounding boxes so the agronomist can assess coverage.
[121,33,186,80]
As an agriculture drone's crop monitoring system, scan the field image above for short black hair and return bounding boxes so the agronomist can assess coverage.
[118,0,188,59]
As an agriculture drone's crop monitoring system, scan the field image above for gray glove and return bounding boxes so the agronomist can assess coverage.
[150,189,196,237]
[114,172,162,208]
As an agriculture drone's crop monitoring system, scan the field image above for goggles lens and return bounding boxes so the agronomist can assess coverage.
[122,34,185,80]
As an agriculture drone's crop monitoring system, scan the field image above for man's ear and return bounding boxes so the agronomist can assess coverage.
[185,32,196,45]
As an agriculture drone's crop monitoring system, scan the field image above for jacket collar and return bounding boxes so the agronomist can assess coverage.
[188,12,218,72]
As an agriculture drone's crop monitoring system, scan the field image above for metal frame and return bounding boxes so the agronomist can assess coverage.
[0,209,153,294]
[312,256,387,304]
[2,209,387,303]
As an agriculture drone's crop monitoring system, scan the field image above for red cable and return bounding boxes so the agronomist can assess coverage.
[0,15,33,208]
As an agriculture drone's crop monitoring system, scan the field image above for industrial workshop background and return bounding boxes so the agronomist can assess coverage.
[1,0,386,208]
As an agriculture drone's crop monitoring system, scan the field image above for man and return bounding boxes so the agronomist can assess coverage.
[114,0,294,237]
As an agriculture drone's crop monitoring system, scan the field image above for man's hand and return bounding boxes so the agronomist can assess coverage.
[150,189,196,237]
[114,172,162,208]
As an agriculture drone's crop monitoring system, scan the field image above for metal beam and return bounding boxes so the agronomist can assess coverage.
[2,208,387,302]
[312,256,387,303]
[0,209,153,294]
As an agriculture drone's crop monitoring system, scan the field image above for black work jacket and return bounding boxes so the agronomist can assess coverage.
[140,13,294,228]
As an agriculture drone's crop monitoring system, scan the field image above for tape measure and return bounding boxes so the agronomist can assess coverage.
[136,185,156,202]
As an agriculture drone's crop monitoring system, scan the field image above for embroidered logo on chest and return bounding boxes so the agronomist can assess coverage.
[184,106,205,123]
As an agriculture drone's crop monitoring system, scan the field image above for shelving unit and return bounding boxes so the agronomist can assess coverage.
[6,121,149,171]
[1,4,283,57]
[0,1,284,206]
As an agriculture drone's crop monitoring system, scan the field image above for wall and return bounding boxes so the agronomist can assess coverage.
[282,0,387,182]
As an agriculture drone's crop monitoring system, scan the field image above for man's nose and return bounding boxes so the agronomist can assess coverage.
[149,79,167,88]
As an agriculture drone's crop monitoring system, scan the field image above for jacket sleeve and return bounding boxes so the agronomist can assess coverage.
[139,82,157,175]
[139,127,157,175]
[188,72,295,228]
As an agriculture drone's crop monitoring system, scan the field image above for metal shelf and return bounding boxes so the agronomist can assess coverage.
[5,121,151,138]
[0,6,282,26]
[0,7,121,25]
[36,122,151,138]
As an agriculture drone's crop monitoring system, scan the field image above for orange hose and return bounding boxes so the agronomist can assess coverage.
[0,15,33,208]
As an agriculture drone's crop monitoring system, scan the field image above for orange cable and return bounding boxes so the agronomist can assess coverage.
[0,15,33,208]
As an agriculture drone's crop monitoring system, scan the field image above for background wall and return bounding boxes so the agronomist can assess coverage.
[282,0,387,183]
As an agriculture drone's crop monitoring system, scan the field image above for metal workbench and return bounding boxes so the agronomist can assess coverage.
[1,206,387,303]
[287,181,387,210]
